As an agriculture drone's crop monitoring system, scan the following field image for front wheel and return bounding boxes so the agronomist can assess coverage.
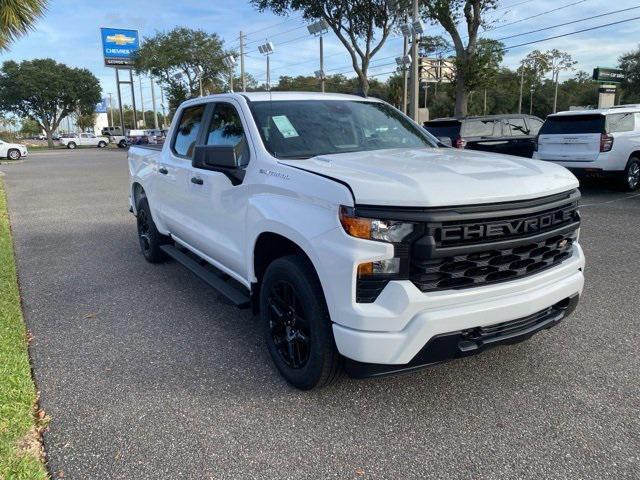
[118,140,127,148]
[621,158,640,191]
[260,255,342,390]
[67,142,76,149]
[97,141,107,148]
[7,149,21,160]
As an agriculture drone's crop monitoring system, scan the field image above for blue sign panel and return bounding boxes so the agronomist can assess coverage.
[100,28,139,67]
[95,98,108,113]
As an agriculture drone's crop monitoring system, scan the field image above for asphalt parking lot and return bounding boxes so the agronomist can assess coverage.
[2,149,639,479]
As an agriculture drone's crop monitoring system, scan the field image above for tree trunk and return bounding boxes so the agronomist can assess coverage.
[454,72,468,117]
[358,73,370,97]
[46,129,54,149]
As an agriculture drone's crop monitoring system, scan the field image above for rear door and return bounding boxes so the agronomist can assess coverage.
[462,119,501,152]
[500,117,537,158]
[536,114,604,162]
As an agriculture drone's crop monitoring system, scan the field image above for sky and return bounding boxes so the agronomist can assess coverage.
[2,0,639,111]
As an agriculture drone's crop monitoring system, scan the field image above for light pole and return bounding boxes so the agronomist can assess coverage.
[307,19,329,93]
[107,93,114,127]
[223,55,237,92]
[396,55,412,111]
[258,42,275,91]
[400,16,412,114]
[192,65,204,96]
[409,0,424,121]
[529,86,535,115]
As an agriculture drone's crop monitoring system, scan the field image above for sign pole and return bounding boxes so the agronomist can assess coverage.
[150,78,159,130]
[115,69,125,134]
[129,69,138,128]
[139,76,146,128]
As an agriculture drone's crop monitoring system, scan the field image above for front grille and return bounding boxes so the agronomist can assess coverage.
[411,231,576,292]
[355,190,581,302]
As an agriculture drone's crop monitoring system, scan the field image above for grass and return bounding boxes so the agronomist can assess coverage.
[0,179,49,479]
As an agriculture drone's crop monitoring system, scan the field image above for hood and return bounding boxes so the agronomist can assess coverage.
[279,148,578,207]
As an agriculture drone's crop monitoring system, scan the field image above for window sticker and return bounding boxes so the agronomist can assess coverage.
[272,115,299,138]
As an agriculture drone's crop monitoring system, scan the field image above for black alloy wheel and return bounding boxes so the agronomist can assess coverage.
[137,207,152,255]
[267,280,311,369]
[135,196,169,263]
[625,158,640,191]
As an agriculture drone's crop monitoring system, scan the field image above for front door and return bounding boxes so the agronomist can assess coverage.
[186,100,251,278]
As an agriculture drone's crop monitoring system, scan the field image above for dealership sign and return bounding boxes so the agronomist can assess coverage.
[100,28,139,67]
[592,67,625,84]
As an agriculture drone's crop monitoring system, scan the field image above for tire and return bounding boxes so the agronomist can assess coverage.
[97,141,107,148]
[620,157,640,191]
[118,140,127,148]
[67,142,76,149]
[136,196,170,263]
[7,149,20,160]
[260,254,342,390]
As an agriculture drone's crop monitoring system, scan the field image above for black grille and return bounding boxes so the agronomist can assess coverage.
[411,232,576,292]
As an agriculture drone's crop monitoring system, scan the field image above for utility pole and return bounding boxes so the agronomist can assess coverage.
[139,76,146,128]
[160,88,167,128]
[319,35,325,93]
[553,69,560,113]
[518,68,524,114]
[409,0,420,121]
[402,13,409,114]
[530,86,535,115]
[240,31,246,92]
[483,89,487,115]
[150,78,159,130]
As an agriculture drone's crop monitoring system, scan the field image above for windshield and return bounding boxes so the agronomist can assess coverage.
[540,115,605,135]
[248,100,435,159]
[424,121,461,140]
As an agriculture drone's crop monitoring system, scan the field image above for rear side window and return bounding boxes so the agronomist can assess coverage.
[503,118,529,136]
[606,113,635,133]
[540,115,605,135]
[173,104,206,157]
[462,120,496,137]
[526,117,543,135]
[424,121,461,140]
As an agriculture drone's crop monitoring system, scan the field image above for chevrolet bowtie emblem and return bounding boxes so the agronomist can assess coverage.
[106,34,136,46]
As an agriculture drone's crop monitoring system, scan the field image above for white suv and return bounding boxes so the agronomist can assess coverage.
[533,106,640,190]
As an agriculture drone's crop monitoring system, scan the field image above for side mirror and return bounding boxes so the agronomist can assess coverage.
[193,144,243,171]
[437,136,453,147]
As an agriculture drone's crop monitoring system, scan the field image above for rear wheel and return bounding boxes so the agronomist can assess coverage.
[7,149,20,160]
[260,255,342,390]
[136,196,170,263]
[67,142,76,149]
[97,141,107,148]
[621,158,640,191]
[118,140,127,148]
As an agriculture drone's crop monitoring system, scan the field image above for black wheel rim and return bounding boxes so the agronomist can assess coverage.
[137,209,151,253]
[267,280,311,369]
[628,162,640,189]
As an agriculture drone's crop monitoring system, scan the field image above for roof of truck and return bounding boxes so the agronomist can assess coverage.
[187,91,383,104]
[550,105,640,117]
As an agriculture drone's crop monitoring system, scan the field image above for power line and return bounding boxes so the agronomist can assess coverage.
[482,0,589,34]
[243,14,304,39]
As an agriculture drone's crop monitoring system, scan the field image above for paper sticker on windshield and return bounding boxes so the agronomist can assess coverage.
[272,115,299,138]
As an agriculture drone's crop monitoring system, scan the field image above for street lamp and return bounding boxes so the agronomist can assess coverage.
[223,55,237,92]
[193,65,204,96]
[530,86,535,115]
[307,19,329,93]
[258,42,275,91]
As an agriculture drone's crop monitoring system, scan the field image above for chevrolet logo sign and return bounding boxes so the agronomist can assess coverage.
[106,33,136,46]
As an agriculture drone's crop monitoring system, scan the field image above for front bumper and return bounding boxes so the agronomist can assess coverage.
[331,244,584,366]
[344,294,578,378]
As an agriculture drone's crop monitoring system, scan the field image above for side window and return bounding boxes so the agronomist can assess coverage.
[463,120,496,137]
[504,118,529,136]
[607,113,635,133]
[526,117,544,135]
[173,104,206,157]
[206,102,249,165]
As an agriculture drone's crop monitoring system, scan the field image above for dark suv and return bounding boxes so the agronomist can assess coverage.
[424,114,544,158]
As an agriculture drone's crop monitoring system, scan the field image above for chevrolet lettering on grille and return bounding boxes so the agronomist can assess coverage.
[439,207,577,242]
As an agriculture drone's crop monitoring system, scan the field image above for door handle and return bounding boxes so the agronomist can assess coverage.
[191,176,203,185]
[158,167,168,175]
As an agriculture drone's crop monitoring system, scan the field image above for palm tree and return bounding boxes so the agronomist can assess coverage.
[0,0,48,51]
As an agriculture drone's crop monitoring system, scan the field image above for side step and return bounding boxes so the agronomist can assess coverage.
[160,244,251,308]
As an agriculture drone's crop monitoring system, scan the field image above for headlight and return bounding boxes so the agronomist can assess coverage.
[339,206,414,243]
[339,206,414,278]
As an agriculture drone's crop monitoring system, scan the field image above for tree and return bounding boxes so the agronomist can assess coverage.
[517,50,551,114]
[20,117,40,136]
[421,0,498,116]
[546,49,576,113]
[0,0,47,51]
[133,28,232,112]
[76,112,97,132]
[0,59,101,147]
[618,45,640,103]
[252,0,408,96]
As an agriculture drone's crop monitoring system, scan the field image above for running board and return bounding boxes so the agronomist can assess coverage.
[160,244,251,308]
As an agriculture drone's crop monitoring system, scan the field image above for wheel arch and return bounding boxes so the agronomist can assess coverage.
[131,182,146,214]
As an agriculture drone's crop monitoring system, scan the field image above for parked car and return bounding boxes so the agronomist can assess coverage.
[59,132,109,149]
[128,92,584,390]
[0,139,28,160]
[102,126,124,136]
[533,106,640,191]
[424,114,544,158]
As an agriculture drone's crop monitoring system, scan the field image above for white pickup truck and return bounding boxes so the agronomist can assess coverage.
[60,132,109,149]
[128,92,585,390]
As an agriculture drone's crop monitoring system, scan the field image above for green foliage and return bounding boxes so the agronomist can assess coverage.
[0,58,101,146]
[252,0,407,95]
[618,44,640,102]
[0,180,48,479]
[19,117,40,136]
[133,27,231,112]
[0,0,48,51]
[76,112,97,132]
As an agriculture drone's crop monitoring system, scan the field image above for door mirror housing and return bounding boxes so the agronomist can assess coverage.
[193,144,243,171]
[437,136,453,147]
